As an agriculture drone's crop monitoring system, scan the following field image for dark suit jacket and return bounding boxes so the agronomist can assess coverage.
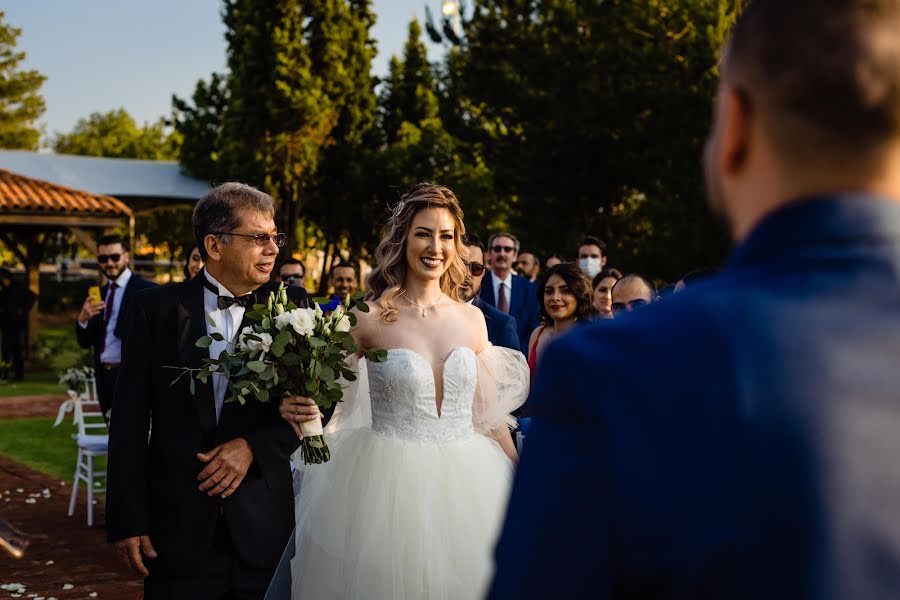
[479,272,539,352]
[107,273,307,571]
[75,272,157,366]
[474,297,520,352]
[491,196,900,600]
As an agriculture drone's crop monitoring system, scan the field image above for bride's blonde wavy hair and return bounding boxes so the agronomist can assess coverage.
[366,183,469,323]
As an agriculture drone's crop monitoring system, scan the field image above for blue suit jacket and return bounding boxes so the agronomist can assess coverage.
[474,297,520,352]
[490,196,900,600]
[479,272,539,352]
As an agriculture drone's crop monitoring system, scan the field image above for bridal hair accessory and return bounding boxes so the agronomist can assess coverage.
[389,200,406,222]
[400,291,442,318]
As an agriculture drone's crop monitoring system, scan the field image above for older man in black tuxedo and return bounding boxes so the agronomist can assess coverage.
[107,183,320,599]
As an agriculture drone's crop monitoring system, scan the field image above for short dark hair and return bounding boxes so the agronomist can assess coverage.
[535,263,597,325]
[577,235,607,253]
[519,251,540,267]
[192,182,276,260]
[679,267,718,287]
[330,262,357,278]
[279,257,304,276]
[462,233,484,251]
[592,268,622,289]
[727,0,900,171]
[98,233,129,252]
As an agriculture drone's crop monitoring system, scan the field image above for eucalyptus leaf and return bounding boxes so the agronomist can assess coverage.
[195,336,213,349]
[247,361,266,373]
[270,342,285,357]
[308,337,327,348]
[206,313,216,327]
[356,302,370,313]
[189,377,196,395]
[312,296,329,304]
[281,352,301,366]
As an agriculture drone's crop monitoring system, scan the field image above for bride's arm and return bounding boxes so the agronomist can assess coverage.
[491,425,519,464]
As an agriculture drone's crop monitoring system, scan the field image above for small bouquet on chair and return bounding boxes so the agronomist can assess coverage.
[175,284,387,464]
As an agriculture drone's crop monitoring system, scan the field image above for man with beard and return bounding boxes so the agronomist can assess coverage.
[492,1,900,598]
[76,234,156,419]
[461,234,520,352]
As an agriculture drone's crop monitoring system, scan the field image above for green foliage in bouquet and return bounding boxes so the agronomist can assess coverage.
[173,284,386,464]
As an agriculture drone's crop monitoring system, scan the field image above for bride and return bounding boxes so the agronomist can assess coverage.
[280,182,528,599]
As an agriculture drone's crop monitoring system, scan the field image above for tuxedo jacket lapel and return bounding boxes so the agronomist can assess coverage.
[177,273,216,439]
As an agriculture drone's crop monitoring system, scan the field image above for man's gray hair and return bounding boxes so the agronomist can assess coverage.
[488,232,520,252]
[193,182,276,260]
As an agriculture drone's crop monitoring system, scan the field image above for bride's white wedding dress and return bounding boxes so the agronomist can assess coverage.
[290,345,528,599]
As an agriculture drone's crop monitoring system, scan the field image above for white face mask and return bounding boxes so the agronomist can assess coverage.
[579,257,603,278]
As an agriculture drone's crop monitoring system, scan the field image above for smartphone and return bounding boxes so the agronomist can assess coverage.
[88,285,102,304]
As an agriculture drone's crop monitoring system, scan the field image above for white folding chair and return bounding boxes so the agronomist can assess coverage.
[67,375,108,527]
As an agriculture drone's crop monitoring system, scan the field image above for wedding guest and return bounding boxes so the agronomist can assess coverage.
[182,244,203,280]
[75,234,156,419]
[107,182,318,599]
[544,253,565,269]
[493,1,900,596]
[317,262,359,312]
[674,267,719,292]
[277,257,305,287]
[526,263,596,380]
[576,236,608,279]
[591,268,622,319]
[0,269,35,381]
[480,232,540,351]
[461,234,520,351]
[610,274,656,315]
[515,252,540,282]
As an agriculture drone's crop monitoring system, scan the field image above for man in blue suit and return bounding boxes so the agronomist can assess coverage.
[479,232,539,352]
[461,234,519,351]
[491,2,900,598]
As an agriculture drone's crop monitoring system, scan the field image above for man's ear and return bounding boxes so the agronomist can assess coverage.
[718,86,753,176]
[204,234,223,262]
[601,255,608,268]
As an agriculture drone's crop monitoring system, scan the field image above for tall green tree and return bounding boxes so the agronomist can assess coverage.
[171,72,228,180]
[0,11,46,149]
[53,108,179,159]
[448,0,739,279]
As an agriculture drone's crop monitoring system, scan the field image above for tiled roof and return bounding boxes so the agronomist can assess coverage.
[0,168,132,216]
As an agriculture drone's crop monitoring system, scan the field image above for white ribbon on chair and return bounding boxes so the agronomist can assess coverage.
[53,390,87,427]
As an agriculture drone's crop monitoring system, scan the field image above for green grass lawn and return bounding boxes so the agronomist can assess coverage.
[0,370,65,398]
[0,417,104,483]
[0,325,92,397]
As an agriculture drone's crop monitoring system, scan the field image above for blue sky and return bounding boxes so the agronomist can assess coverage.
[4,0,444,142]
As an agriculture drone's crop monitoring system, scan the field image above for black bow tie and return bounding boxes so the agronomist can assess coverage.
[202,278,255,310]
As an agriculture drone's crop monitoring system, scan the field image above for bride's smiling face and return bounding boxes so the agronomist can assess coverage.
[405,207,457,283]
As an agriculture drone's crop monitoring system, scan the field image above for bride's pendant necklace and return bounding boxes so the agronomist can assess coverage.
[400,291,442,318]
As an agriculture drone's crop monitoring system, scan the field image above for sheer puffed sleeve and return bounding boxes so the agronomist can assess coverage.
[323,354,372,433]
[473,344,529,434]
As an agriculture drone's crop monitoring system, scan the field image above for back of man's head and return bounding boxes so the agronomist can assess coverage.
[728,0,900,174]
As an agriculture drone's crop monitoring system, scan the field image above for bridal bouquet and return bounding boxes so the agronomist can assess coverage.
[177,284,386,464]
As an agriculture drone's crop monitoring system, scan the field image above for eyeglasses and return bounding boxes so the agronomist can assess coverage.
[491,245,516,254]
[210,231,287,247]
[466,262,486,277]
[97,254,122,264]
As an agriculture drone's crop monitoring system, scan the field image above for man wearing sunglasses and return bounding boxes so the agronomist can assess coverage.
[610,274,656,317]
[75,233,156,419]
[277,257,306,287]
[461,234,519,352]
[479,232,540,352]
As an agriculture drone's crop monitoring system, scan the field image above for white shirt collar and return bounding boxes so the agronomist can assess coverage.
[203,270,234,298]
[113,268,132,288]
[493,270,513,288]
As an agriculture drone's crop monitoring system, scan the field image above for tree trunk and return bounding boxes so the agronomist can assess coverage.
[318,239,334,296]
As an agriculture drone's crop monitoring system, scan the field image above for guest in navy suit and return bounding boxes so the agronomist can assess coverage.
[479,232,539,352]
[491,2,900,598]
[461,234,519,351]
[75,234,156,418]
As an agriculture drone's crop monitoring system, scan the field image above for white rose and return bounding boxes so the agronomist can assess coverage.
[275,307,316,337]
[238,327,273,354]
[335,314,352,333]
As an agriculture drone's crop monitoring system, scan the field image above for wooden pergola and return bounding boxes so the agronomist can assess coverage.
[0,168,134,344]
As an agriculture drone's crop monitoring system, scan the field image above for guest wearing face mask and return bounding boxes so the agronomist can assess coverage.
[576,236,608,279]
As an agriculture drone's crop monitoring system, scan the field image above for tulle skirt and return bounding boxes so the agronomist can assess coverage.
[290,427,515,599]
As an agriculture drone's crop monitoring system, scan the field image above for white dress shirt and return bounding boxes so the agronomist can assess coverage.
[203,271,246,423]
[99,268,132,364]
[491,271,514,306]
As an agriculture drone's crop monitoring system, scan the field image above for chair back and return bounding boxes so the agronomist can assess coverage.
[74,375,107,437]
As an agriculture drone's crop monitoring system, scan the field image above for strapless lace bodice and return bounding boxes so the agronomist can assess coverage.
[366,347,477,443]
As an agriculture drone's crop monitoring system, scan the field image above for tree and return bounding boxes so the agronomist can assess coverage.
[0,11,46,150]
[446,0,739,280]
[171,72,228,180]
[53,108,179,159]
